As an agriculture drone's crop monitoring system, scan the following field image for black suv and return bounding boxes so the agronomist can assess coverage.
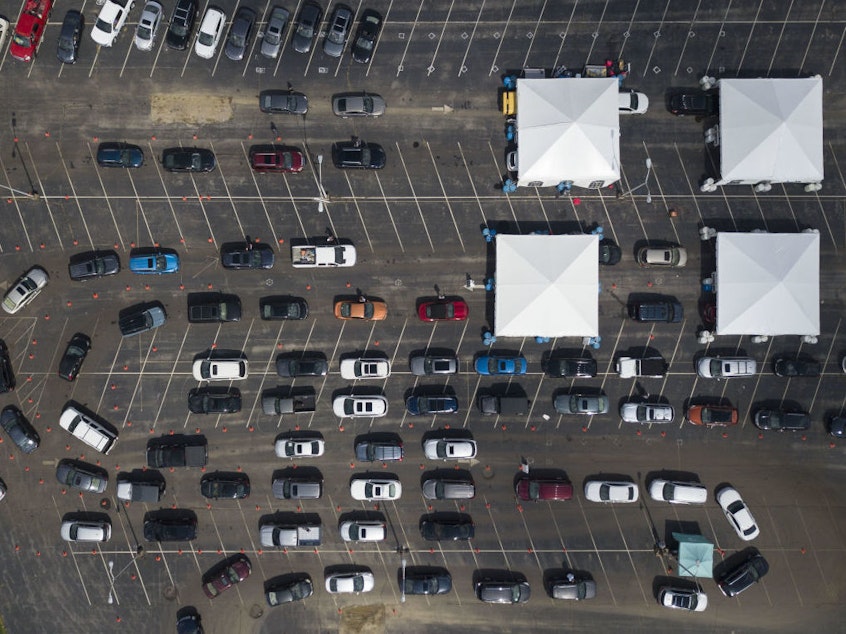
[753,408,811,432]
[275,353,328,377]
[331,141,386,169]
[260,296,309,320]
[58,333,91,381]
[628,297,683,323]
[161,147,216,173]
[545,357,597,378]
[143,512,198,541]
[188,387,242,414]
[419,513,475,541]
[717,552,769,597]
[187,292,241,323]
[773,357,821,377]
[68,250,121,281]
[166,0,197,49]
[0,340,15,394]
[220,242,275,270]
[119,302,167,337]
[668,91,718,117]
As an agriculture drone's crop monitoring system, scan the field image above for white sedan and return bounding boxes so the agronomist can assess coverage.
[91,0,135,47]
[339,358,391,380]
[584,479,639,503]
[350,476,402,501]
[332,395,388,418]
[134,1,163,51]
[620,402,674,424]
[716,487,760,541]
[194,7,227,59]
[2,266,48,314]
[423,438,477,460]
[325,570,374,594]
[659,586,708,611]
[274,436,325,459]
[339,520,385,542]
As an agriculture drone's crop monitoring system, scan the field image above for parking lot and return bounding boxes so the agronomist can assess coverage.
[1,1,845,633]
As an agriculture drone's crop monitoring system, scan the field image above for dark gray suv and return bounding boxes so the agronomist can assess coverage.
[354,436,403,462]
[292,1,322,53]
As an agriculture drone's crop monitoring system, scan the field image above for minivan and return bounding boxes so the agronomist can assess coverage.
[354,437,403,462]
[272,476,323,500]
[422,477,475,500]
[648,479,707,504]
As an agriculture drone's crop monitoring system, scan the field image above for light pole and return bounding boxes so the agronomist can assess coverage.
[315,154,327,212]
[400,557,407,603]
[107,545,145,605]
[617,158,653,203]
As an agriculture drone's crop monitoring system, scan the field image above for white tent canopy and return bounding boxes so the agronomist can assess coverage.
[494,234,598,338]
[716,232,819,336]
[718,77,823,185]
[516,78,620,189]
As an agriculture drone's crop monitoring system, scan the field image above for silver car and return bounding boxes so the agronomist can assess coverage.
[409,354,458,376]
[323,4,353,57]
[331,91,386,117]
[260,6,290,58]
[135,1,163,51]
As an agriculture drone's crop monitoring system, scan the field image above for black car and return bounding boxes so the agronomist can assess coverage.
[773,357,821,377]
[0,405,40,454]
[68,250,121,281]
[829,416,846,437]
[166,0,197,50]
[402,567,452,595]
[351,8,382,64]
[545,357,597,378]
[0,340,16,394]
[176,611,204,634]
[291,1,322,53]
[717,551,769,597]
[258,90,309,115]
[265,573,314,606]
[96,142,144,168]
[753,408,811,432]
[260,296,309,320]
[220,242,275,269]
[119,302,167,337]
[224,6,256,61]
[668,91,718,117]
[419,513,475,541]
[276,353,328,377]
[331,141,386,169]
[58,333,91,381]
[161,147,216,173]
[188,388,242,414]
[200,472,250,499]
[143,512,198,541]
[599,238,622,265]
[57,10,84,64]
[628,297,683,323]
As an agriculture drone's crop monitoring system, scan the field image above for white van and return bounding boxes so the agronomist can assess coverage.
[697,357,756,379]
[648,480,707,504]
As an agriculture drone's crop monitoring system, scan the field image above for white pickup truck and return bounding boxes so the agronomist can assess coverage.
[291,244,356,268]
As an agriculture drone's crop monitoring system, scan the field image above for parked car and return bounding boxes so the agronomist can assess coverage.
[331,141,386,169]
[584,479,638,503]
[96,142,144,168]
[58,333,91,381]
[406,395,458,416]
[260,296,308,320]
[410,354,458,376]
[339,358,389,380]
[545,357,597,378]
[669,91,718,116]
[59,405,118,454]
[249,145,305,172]
[422,477,475,500]
[599,238,622,265]
[619,402,674,424]
[423,438,476,460]
[0,405,40,454]
[259,91,309,115]
[475,575,530,604]
[545,573,596,600]
[829,416,846,438]
[354,436,403,462]
[272,475,322,499]
[275,353,328,377]
[350,476,402,501]
[68,250,121,281]
[323,4,353,57]
[275,434,325,458]
[773,357,821,377]
[143,513,197,541]
[618,90,649,114]
[129,249,179,274]
[265,573,313,606]
[475,354,527,376]
[200,472,250,499]
[686,404,738,427]
[203,554,251,598]
[0,17,8,58]
[515,476,573,501]
[224,6,255,60]
[753,408,811,432]
[403,568,452,595]
[351,8,382,63]
[291,1,322,53]
[628,297,683,323]
[659,586,707,611]
[716,487,759,541]
[3,266,48,314]
[91,0,133,47]
[194,6,226,58]
[334,298,388,321]
[260,6,289,58]
[0,341,13,394]
[161,147,216,172]
[193,358,248,382]
[339,520,385,542]
[333,395,388,418]
[135,1,163,51]
[648,480,707,504]
[61,518,111,542]
[57,10,84,63]
[636,246,687,267]
[418,299,469,322]
[419,514,474,541]
[119,302,166,337]
[332,92,386,117]
[325,570,374,594]
[717,551,769,597]
[220,242,275,269]
[165,0,196,50]
[697,356,757,379]
[188,388,241,414]
[555,393,609,415]
[56,459,107,493]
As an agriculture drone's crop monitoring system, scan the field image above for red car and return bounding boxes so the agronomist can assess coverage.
[10,0,53,62]
[515,476,573,501]
[417,298,469,322]
[202,554,252,598]
[249,145,304,173]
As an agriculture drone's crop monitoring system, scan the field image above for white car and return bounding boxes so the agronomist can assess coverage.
[350,476,402,501]
[2,266,48,314]
[716,487,760,541]
[636,246,687,267]
[584,479,639,503]
[194,6,226,58]
[0,17,10,54]
[648,480,707,504]
[60,519,112,542]
[697,357,757,379]
[332,395,388,418]
[339,520,386,542]
[274,437,325,458]
[423,438,477,460]
[192,358,248,381]
[325,570,375,594]
[339,358,391,380]
[134,1,163,51]
[91,0,135,47]
[659,586,708,611]
[618,90,649,114]
[620,402,674,424]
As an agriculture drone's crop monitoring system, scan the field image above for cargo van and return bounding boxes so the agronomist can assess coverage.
[477,394,529,415]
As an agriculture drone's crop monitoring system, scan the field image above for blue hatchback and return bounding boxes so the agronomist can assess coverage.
[129,249,180,274]
[474,354,527,376]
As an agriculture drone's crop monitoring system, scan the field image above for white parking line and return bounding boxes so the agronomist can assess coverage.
[671,142,705,225]
[482,495,511,568]
[582,0,610,64]
[146,141,188,243]
[122,336,166,424]
[736,0,766,74]
[426,0,455,77]
[485,142,522,230]
[520,0,549,68]
[229,142,279,247]
[57,150,95,248]
[373,172,405,252]
[706,3,735,74]
[828,24,846,76]
[22,141,63,248]
[766,0,796,76]
[339,172,373,252]
[424,143,464,252]
[152,327,192,426]
[487,0,517,76]
[86,142,127,250]
[52,494,93,605]
[514,506,544,572]
[456,0,485,77]
[125,172,156,244]
[639,1,670,78]
[394,142,434,252]
[575,498,616,605]
[671,1,703,76]
[118,39,135,78]
[395,0,425,77]
[456,142,488,225]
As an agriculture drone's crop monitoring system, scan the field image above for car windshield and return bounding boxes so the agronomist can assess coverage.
[704,408,732,423]
[298,23,314,38]
[198,30,214,45]
[281,152,294,169]
[96,19,114,34]
[727,500,745,514]
[355,35,374,51]
[230,33,245,47]
[427,303,452,319]
[137,25,152,39]
[709,359,722,375]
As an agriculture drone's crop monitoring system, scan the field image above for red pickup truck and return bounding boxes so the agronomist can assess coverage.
[10,0,53,62]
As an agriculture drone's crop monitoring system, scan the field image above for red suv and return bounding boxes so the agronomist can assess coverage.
[515,476,573,501]
[249,145,304,173]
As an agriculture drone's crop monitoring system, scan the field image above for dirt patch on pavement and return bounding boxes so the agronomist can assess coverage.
[339,604,385,634]
[150,93,234,125]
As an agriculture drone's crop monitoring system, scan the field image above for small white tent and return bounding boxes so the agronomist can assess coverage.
[516,78,620,189]
[717,77,823,186]
[494,234,598,338]
[716,232,819,336]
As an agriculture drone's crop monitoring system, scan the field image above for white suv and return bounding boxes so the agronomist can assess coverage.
[61,519,112,542]
[697,357,756,379]
[192,358,249,381]
[91,0,135,47]
[194,6,226,58]
[620,402,674,424]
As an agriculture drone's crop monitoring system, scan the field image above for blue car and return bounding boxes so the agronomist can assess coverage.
[474,354,527,376]
[129,249,180,274]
